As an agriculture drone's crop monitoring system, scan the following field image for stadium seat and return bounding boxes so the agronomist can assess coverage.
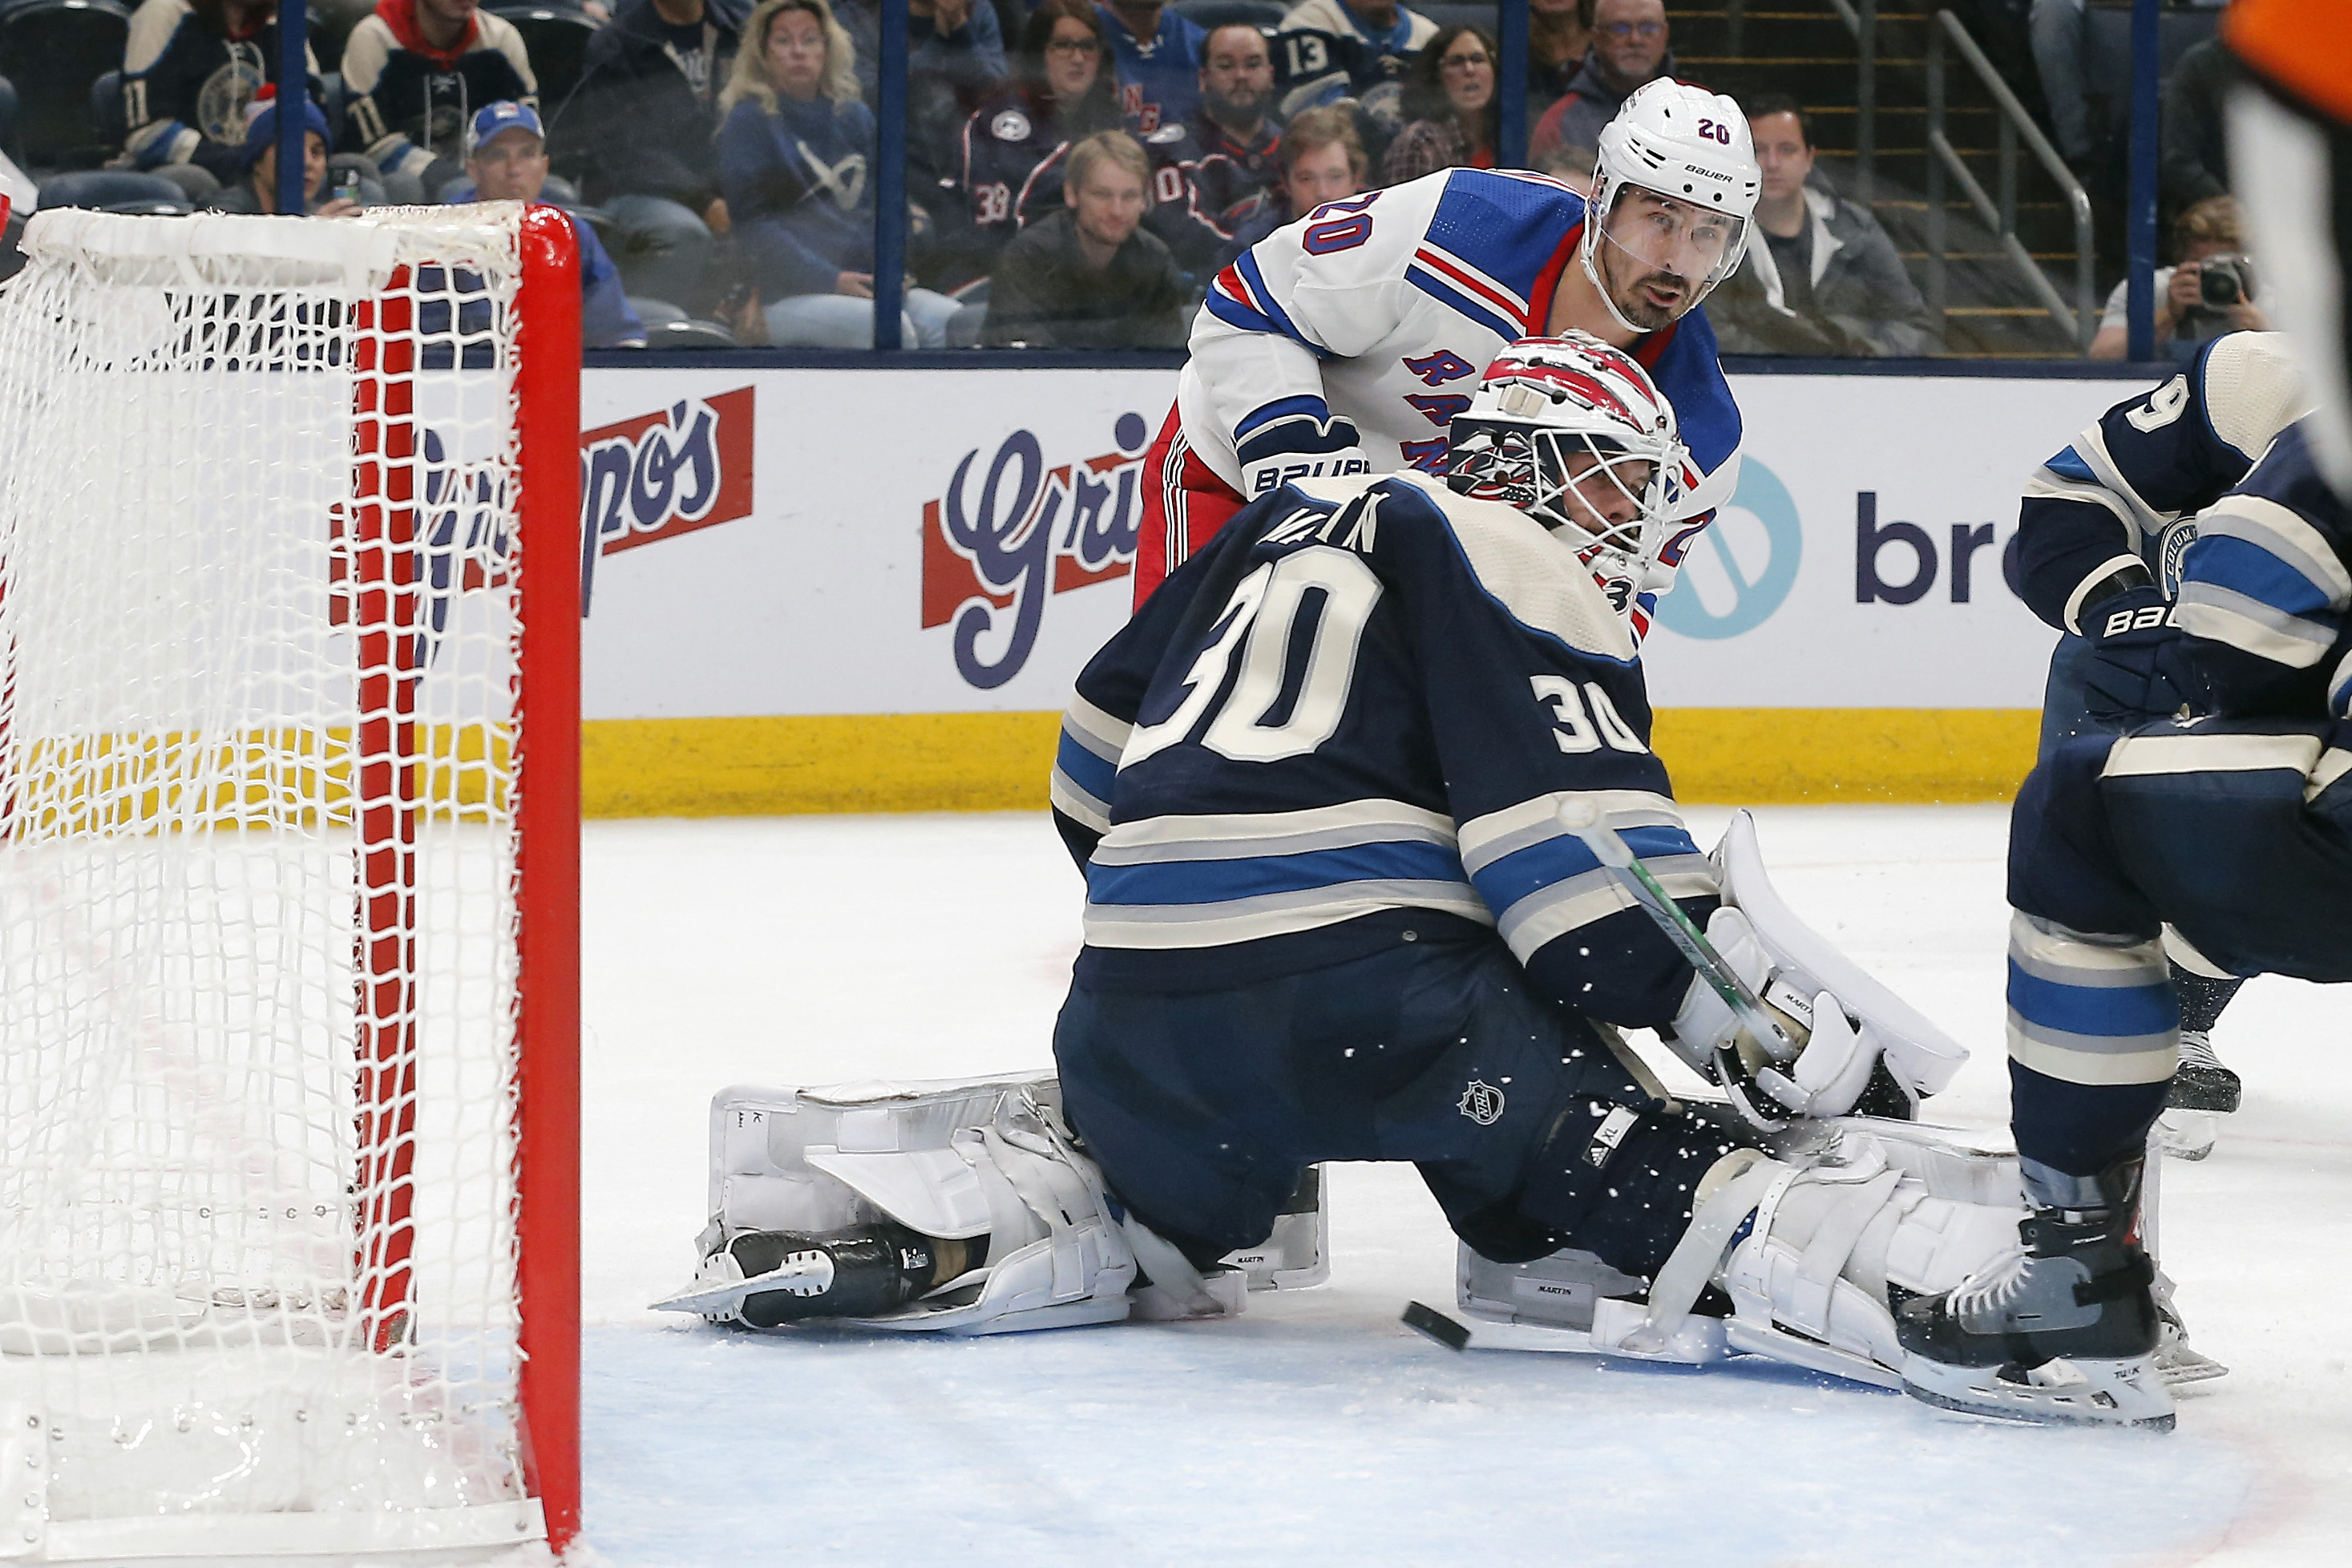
[489,3,599,115]
[88,69,122,151]
[0,71,22,169]
[34,168,189,214]
[1172,1,1285,33]
[0,0,130,171]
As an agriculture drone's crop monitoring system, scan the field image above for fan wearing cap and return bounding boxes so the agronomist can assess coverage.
[451,102,648,350]
[204,87,363,215]
[1130,78,1756,637]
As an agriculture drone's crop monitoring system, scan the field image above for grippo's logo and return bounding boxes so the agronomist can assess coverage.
[578,387,756,612]
[922,413,1150,689]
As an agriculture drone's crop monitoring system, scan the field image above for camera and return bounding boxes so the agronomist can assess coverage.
[2198,253,2256,308]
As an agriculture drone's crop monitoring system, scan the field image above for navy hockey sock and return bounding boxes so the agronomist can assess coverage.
[2008,1060,2168,1179]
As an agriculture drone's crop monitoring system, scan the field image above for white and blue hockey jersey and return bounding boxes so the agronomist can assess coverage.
[1049,471,1719,1027]
[1175,168,1744,636]
[2017,330,2310,633]
[2171,423,2352,717]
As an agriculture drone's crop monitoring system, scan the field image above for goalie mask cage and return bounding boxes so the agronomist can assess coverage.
[0,206,581,1562]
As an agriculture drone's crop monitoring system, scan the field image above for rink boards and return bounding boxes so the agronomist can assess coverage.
[569,363,2137,812]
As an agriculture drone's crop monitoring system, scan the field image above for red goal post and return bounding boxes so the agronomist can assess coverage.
[0,204,580,1561]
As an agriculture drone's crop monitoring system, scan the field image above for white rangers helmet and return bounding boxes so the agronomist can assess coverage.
[1583,79,1762,333]
[1445,333,1693,621]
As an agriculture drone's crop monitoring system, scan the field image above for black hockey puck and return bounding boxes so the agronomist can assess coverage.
[1402,1300,1471,1352]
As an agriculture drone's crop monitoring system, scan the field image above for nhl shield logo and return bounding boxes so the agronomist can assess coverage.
[1457,1081,1505,1125]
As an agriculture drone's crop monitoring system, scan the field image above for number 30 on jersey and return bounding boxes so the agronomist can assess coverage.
[1124,548,1383,766]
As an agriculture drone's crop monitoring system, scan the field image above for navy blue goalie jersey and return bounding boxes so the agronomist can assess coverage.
[1049,472,1718,1027]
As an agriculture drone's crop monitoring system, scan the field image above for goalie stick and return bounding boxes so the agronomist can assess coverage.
[1555,798,1799,1065]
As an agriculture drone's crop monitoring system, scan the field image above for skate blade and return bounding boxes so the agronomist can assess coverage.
[2156,1109,2218,1161]
[2156,1334,2231,1387]
[649,1251,831,1319]
[1901,1351,2176,1431]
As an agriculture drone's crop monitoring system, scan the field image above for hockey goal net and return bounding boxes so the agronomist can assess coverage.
[0,205,580,1561]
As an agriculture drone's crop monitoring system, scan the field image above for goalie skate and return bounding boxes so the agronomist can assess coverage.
[1444,1118,2026,1389]
[1894,1151,2176,1430]
[653,1076,1141,1336]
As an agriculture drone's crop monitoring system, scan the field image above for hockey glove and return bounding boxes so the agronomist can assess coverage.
[2079,587,2199,726]
[1237,447,1373,501]
[1667,907,1889,1127]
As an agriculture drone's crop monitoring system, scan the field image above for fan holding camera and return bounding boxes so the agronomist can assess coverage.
[2090,196,2269,362]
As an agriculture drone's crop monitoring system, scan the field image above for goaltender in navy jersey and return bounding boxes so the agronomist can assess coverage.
[2017,331,2309,635]
[1050,469,1716,1021]
[1153,168,1744,632]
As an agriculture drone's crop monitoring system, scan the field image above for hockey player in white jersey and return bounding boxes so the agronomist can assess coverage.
[653,338,2067,1410]
[1127,78,1755,644]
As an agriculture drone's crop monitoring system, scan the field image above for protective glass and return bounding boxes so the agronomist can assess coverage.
[1595,182,1750,301]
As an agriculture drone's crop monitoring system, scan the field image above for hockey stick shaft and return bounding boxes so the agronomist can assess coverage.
[1555,801,1799,1064]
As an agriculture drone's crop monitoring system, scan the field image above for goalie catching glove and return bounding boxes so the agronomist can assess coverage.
[1663,812,1969,1128]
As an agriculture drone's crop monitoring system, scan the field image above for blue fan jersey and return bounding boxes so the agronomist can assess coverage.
[1049,471,1718,1026]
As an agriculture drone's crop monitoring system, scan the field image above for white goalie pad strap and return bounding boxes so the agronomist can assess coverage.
[1621,1149,1779,1354]
[851,1096,1142,1335]
[1710,810,1970,1099]
[805,1147,994,1239]
[1720,1129,2026,1387]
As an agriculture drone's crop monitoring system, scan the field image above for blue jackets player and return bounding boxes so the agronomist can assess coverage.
[1129,79,1756,628]
[658,339,2017,1404]
[653,344,1997,1368]
[2011,331,2310,1146]
[1896,417,2352,1431]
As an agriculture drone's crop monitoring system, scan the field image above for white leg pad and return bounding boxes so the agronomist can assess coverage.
[659,1074,1142,1335]
[1719,1127,2025,1388]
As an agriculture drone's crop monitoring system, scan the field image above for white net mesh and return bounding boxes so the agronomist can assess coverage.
[0,208,548,1554]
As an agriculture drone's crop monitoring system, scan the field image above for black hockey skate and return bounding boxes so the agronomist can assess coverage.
[655,1224,963,1328]
[2163,1030,2242,1114]
[1893,1154,2174,1429]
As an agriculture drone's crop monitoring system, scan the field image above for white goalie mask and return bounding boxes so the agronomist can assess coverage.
[1443,333,1691,621]
[1583,79,1762,335]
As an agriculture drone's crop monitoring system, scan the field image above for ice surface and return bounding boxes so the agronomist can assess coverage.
[580,807,2352,1566]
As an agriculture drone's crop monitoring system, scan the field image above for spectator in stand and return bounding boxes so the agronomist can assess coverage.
[1097,0,1204,133]
[1214,103,1364,267]
[1187,23,1283,220]
[454,101,647,348]
[949,0,1123,281]
[121,0,321,201]
[2028,0,2095,169]
[1528,0,1590,115]
[1280,0,1437,87]
[2088,194,2266,361]
[204,90,369,213]
[569,0,746,311]
[1530,0,1679,168]
[339,0,538,204]
[1705,95,1934,357]
[720,0,961,347]
[2160,36,2231,210]
[982,128,1186,347]
[832,0,1008,103]
[1380,25,1495,184]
